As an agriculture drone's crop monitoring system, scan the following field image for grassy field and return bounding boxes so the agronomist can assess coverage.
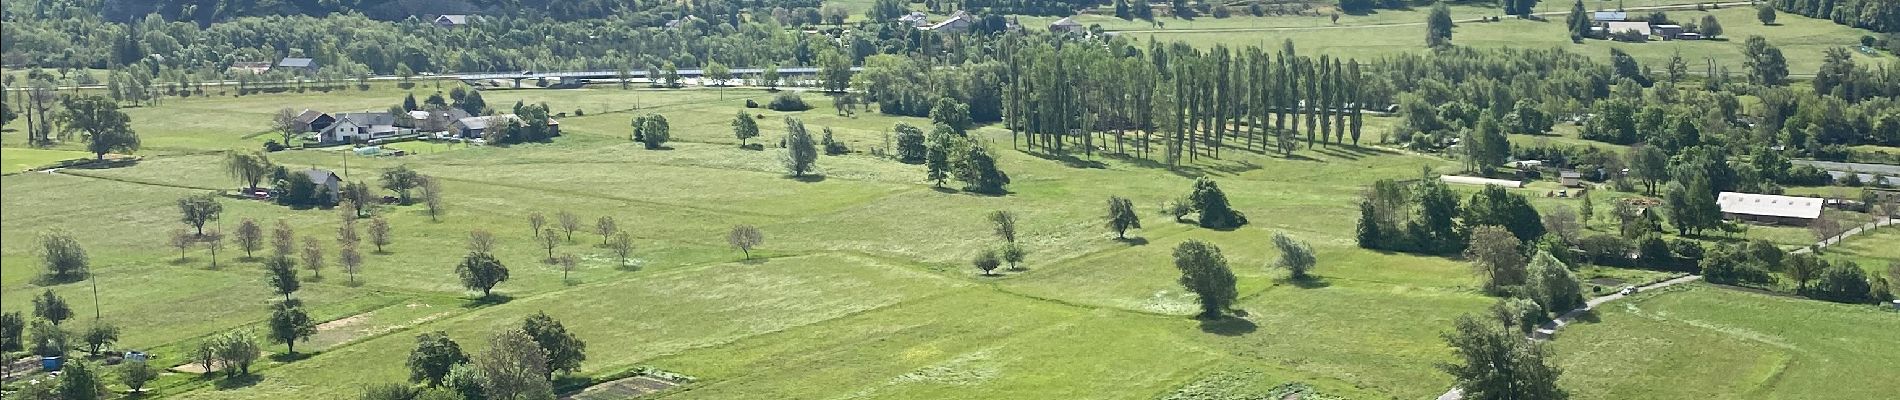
[1135,6,1891,75]
[1551,283,1900,400]
[1,80,1889,400]
[0,147,93,174]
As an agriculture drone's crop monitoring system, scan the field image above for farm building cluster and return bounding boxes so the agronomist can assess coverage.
[1590,11,1713,42]
[289,107,558,146]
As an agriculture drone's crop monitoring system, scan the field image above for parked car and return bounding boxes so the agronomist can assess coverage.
[1619,286,1637,296]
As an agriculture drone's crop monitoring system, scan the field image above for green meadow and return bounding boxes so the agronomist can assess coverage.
[1,73,1890,399]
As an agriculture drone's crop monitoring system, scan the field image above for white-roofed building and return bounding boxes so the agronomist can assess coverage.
[1440,175,1524,188]
[1717,192,1823,226]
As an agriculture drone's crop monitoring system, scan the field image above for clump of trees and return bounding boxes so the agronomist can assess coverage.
[1187,178,1248,229]
[394,313,588,400]
[1357,179,1467,255]
[632,113,672,149]
[1439,314,1568,400]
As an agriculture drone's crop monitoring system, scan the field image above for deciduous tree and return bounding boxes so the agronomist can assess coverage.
[474,329,554,400]
[33,290,72,326]
[1273,232,1317,280]
[1173,240,1238,319]
[1105,196,1142,239]
[64,95,140,160]
[236,219,263,259]
[1466,225,1528,295]
[1439,315,1568,400]
[407,331,467,387]
[455,252,510,298]
[268,299,315,354]
[728,225,764,259]
[782,117,818,177]
[39,231,89,282]
[368,217,392,253]
[521,312,587,379]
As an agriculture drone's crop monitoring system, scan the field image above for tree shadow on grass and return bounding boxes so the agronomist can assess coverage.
[268,351,316,363]
[1026,150,1108,169]
[1197,315,1258,336]
[1113,236,1150,246]
[1283,276,1332,289]
[213,374,263,390]
[739,257,771,265]
[1569,309,1602,324]
[463,294,515,309]
[787,174,827,183]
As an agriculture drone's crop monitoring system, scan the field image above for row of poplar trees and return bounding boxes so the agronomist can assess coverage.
[997,37,1373,165]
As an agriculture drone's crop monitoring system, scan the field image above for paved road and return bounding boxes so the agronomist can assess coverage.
[1437,274,1704,400]
[1117,2,1756,34]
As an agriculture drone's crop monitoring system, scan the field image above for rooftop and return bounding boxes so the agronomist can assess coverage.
[1716,192,1823,219]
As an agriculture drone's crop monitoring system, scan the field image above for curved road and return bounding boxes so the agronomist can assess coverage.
[1436,274,1704,400]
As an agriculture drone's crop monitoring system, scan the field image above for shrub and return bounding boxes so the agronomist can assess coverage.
[745,99,760,108]
[767,92,810,111]
[263,140,286,152]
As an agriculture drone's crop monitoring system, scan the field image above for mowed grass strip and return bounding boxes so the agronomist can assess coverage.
[1,147,94,174]
[1551,284,1900,400]
[169,253,965,400]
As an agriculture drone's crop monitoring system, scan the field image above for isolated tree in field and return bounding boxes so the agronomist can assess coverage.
[1426,2,1454,47]
[1466,226,1528,296]
[1189,178,1248,229]
[301,237,326,279]
[81,322,120,354]
[340,243,363,284]
[55,360,103,400]
[705,61,732,86]
[783,117,819,177]
[1163,198,1193,223]
[408,331,468,387]
[1756,5,1775,25]
[419,176,447,221]
[1273,232,1317,280]
[988,211,1019,243]
[468,229,497,254]
[226,151,274,190]
[120,360,159,394]
[1001,243,1027,271]
[539,228,562,260]
[266,257,300,301]
[236,219,263,259]
[268,299,315,355]
[475,329,555,400]
[34,290,72,326]
[893,123,929,164]
[342,182,375,218]
[1174,240,1239,319]
[369,217,392,253]
[214,330,261,377]
[556,211,582,242]
[609,232,634,267]
[272,219,297,260]
[732,111,759,147]
[1440,314,1568,400]
[1564,0,1591,41]
[64,95,140,160]
[973,250,1002,276]
[39,231,89,282]
[635,113,671,149]
[456,252,510,298]
[556,254,579,281]
[1699,15,1723,39]
[529,212,548,237]
[381,165,424,204]
[1526,251,1583,314]
[170,228,195,261]
[1578,192,1595,226]
[728,225,764,259]
[273,107,302,145]
[339,217,360,248]
[191,338,219,376]
[207,231,227,265]
[522,312,587,379]
[594,216,618,245]
[1105,196,1142,239]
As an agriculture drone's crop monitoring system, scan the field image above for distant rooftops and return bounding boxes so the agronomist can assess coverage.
[1716,192,1823,220]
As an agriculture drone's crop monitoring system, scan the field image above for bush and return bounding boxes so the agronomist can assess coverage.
[745,99,760,108]
[263,140,286,152]
[768,92,810,111]
[1578,234,1632,266]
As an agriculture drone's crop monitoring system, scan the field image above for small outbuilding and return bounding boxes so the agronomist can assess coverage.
[1653,24,1684,40]
[1560,171,1584,188]
[1716,192,1823,226]
[1441,175,1524,188]
[1050,17,1084,34]
[303,169,342,203]
[276,57,318,74]
[434,14,470,28]
[1592,11,1628,22]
